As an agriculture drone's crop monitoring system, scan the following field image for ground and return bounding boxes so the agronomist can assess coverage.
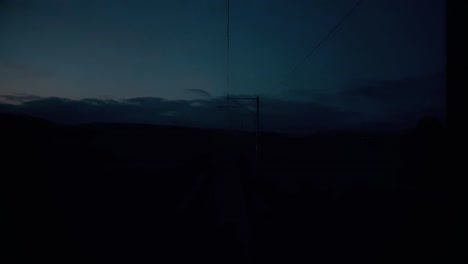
[1,113,455,263]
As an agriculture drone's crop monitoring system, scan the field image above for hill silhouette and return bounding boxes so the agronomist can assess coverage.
[0,112,453,263]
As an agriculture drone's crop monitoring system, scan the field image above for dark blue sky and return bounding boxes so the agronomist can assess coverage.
[0,0,446,132]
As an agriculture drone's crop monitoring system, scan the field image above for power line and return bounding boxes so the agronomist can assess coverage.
[227,0,230,95]
[263,0,364,97]
[225,0,231,131]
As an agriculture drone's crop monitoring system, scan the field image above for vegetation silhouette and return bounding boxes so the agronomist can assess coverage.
[1,112,453,263]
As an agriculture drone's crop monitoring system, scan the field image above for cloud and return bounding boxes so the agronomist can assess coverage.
[0,59,56,96]
[186,89,211,98]
[0,84,443,134]
[337,72,446,125]
[0,95,219,128]
[276,72,446,131]
[0,94,43,105]
[0,94,353,133]
[343,73,446,100]
[190,101,203,107]
[80,98,123,106]
[123,97,164,106]
[0,59,49,80]
[160,111,177,117]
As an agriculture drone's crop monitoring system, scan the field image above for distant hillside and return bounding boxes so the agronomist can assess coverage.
[0,110,451,264]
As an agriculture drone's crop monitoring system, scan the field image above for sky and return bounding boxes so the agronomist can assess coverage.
[0,0,446,133]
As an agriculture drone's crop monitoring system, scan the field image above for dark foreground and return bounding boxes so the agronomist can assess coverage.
[1,113,456,263]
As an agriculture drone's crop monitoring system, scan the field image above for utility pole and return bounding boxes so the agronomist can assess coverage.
[255,96,259,165]
[217,0,260,167]
[218,96,260,172]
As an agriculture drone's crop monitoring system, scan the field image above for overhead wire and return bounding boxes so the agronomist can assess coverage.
[263,0,364,97]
